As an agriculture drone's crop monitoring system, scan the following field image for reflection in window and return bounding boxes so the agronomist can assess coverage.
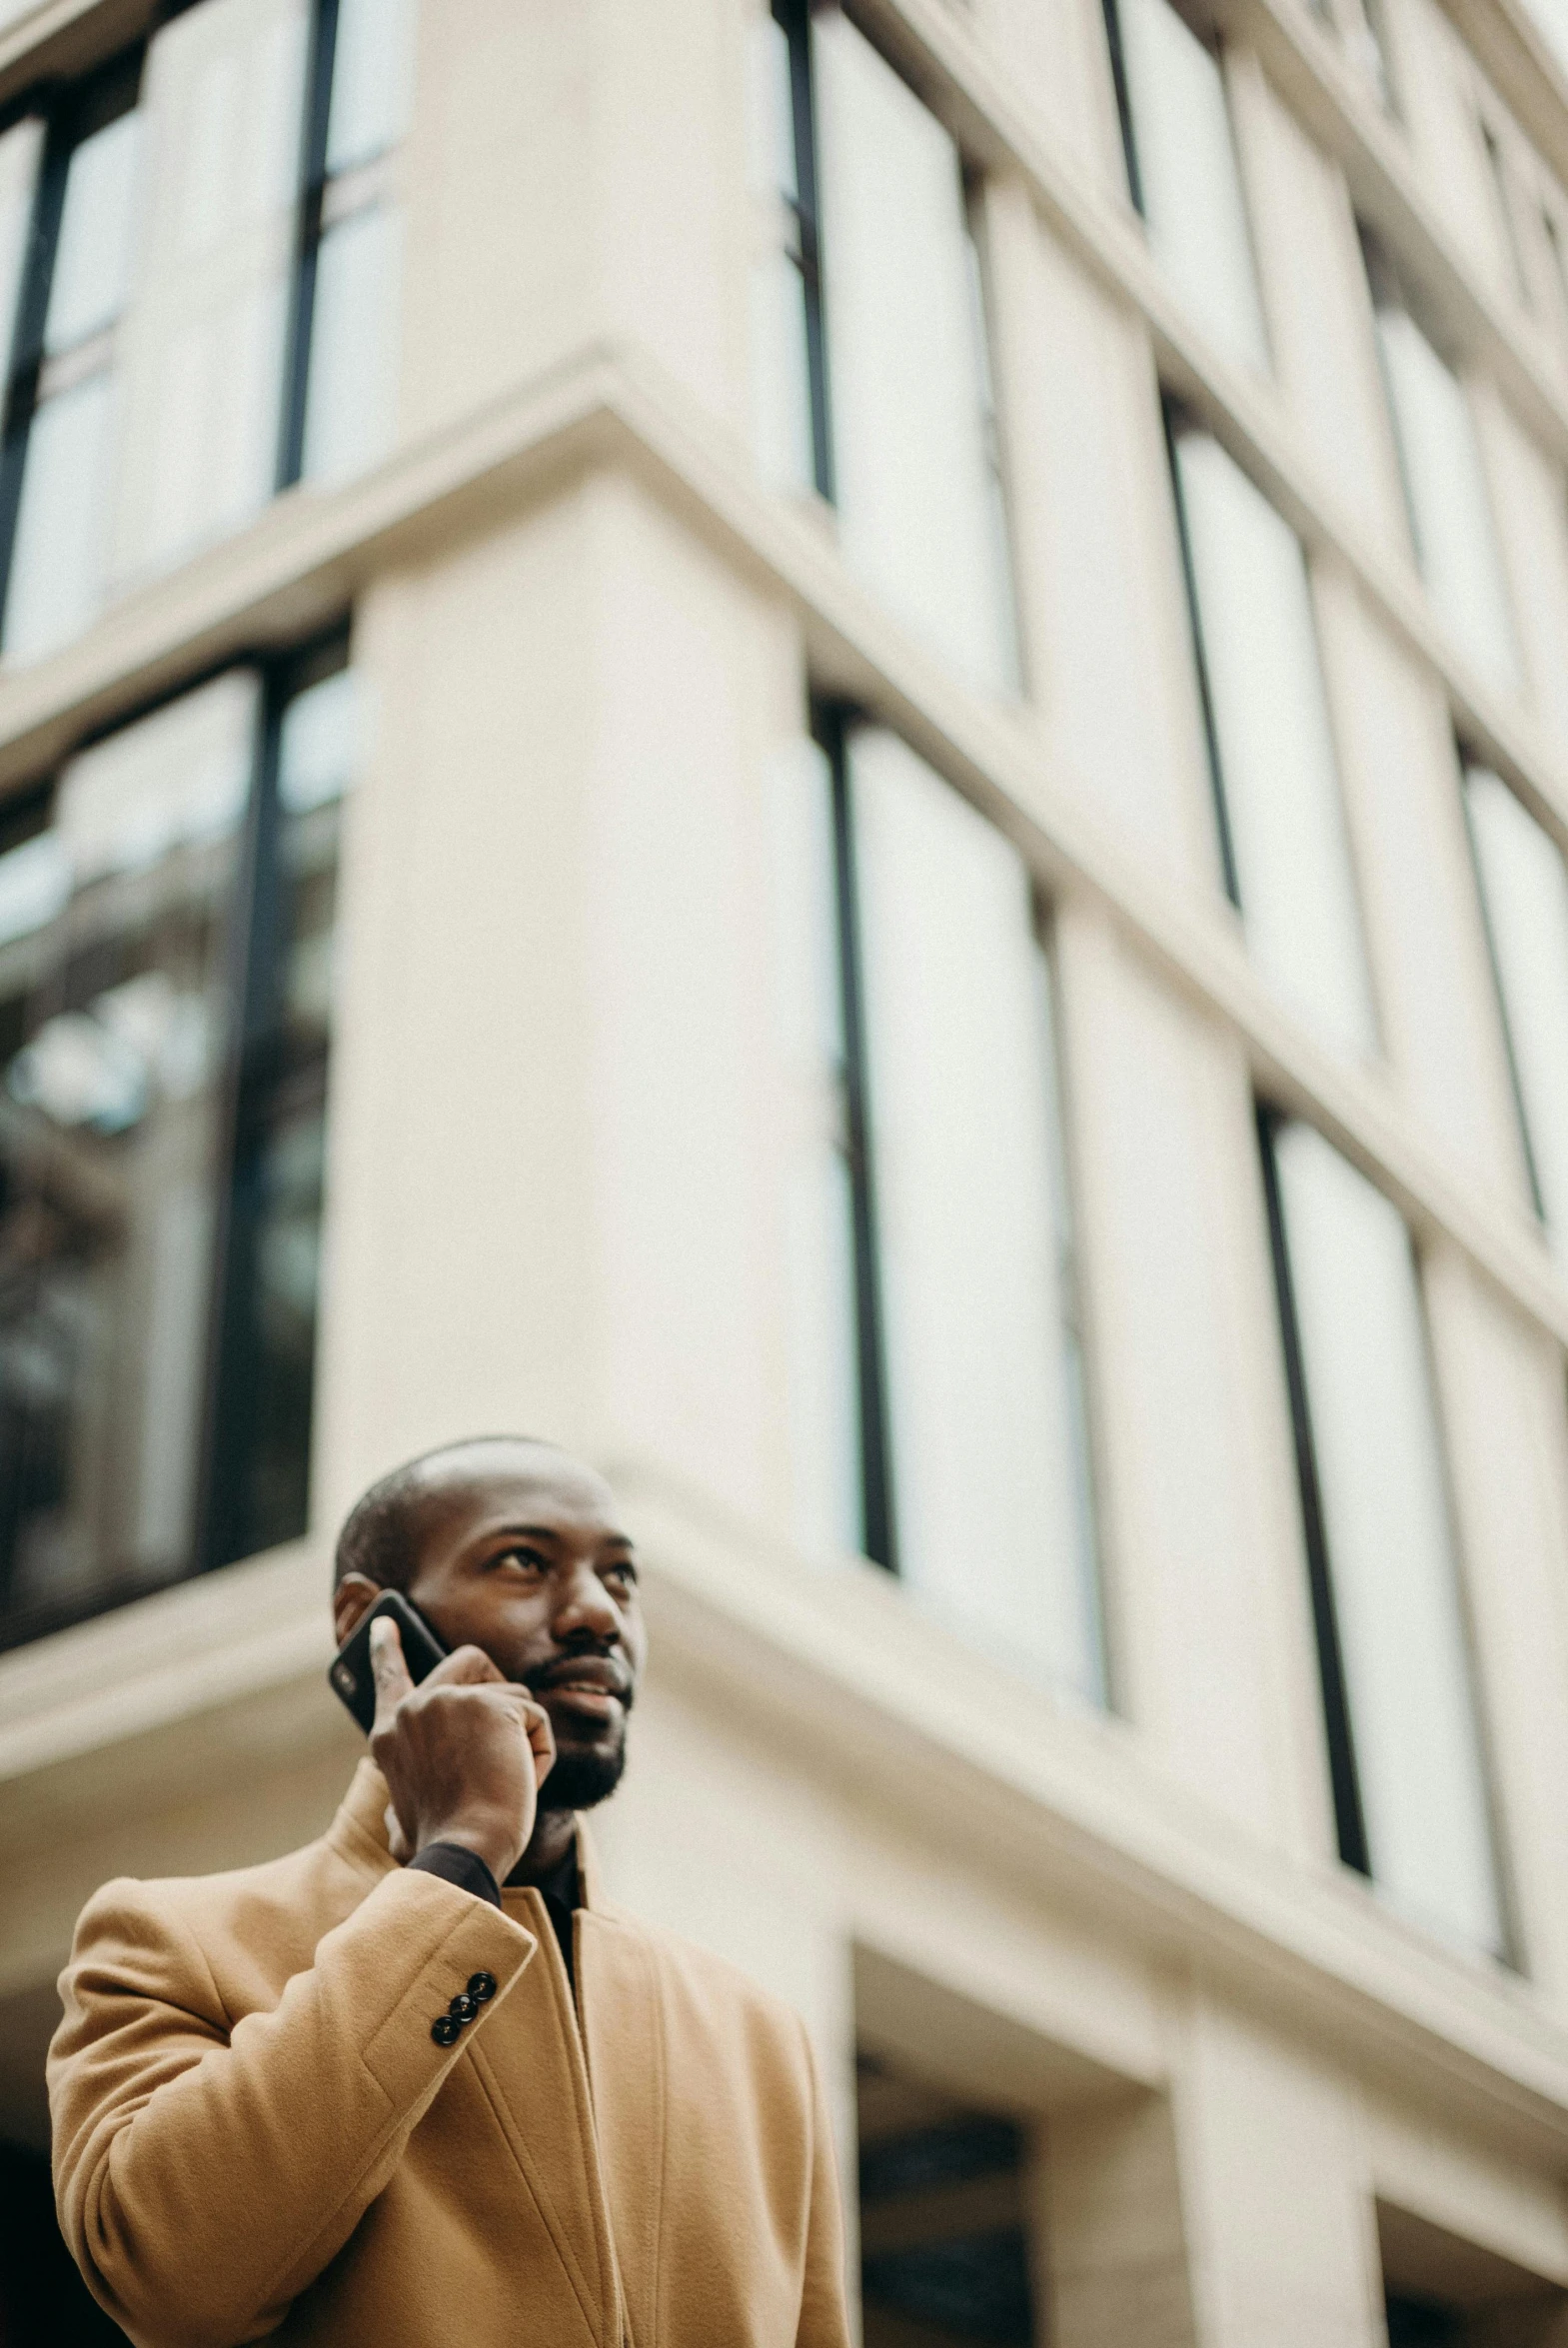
[1168,416,1377,1059]
[1103,0,1268,371]
[1464,765,1568,1266]
[1361,229,1519,696]
[0,643,355,1650]
[1260,1114,1505,1955]
[774,716,1104,1704]
[749,3,1017,694]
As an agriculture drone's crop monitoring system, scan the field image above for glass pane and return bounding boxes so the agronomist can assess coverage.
[111,0,309,578]
[750,252,815,495]
[1271,1121,1503,1952]
[812,12,1015,693]
[1116,0,1268,371]
[209,660,347,1567]
[278,662,363,815]
[0,119,42,384]
[326,0,417,172]
[746,13,798,204]
[1466,769,1568,1262]
[225,1095,325,1553]
[1373,303,1518,694]
[4,373,116,663]
[0,675,257,1637]
[849,727,1102,1700]
[768,739,859,1558]
[45,109,141,355]
[1173,429,1377,1059]
[300,201,402,482]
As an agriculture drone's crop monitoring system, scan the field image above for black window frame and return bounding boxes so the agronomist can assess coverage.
[768,0,834,505]
[1255,1103,1373,1881]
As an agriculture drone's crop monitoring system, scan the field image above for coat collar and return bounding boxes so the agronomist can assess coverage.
[326,1757,606,1904]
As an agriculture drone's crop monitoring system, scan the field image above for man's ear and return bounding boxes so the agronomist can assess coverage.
[334,1573,385,1649]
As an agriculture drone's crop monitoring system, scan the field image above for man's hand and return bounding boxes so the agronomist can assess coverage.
[368,1617,556,1885]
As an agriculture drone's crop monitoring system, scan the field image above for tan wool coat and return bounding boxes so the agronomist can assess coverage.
[48,1760,851,2348]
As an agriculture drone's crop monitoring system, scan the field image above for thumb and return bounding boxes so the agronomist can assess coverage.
[369,1615,415,1731]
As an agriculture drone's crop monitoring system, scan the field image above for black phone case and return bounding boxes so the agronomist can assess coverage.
[328,1590,449,1734]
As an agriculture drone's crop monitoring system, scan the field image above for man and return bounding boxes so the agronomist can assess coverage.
[49,1437,851,2348]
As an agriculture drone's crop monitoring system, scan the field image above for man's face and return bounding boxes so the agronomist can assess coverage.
[397,1445,645,1811]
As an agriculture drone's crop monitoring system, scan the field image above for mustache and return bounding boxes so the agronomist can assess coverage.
[522,1649,635,1707]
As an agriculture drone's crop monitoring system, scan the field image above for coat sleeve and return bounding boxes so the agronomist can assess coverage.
[49,1866,537,2348]
[795,2022,854,2348]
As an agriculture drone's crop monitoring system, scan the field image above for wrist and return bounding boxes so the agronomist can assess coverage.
[417,1810,521,1885]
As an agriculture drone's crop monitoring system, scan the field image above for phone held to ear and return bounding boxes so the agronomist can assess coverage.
[328,1589,450,1735]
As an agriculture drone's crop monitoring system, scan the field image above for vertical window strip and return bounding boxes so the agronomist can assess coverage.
[1165,408,1378,1061]
[1360,225,1519,697]
[1101,0,1269,373]
[1256,1106,1371,1879]
[0,53,140,661]
[815,704,897,1572]
[809,709,1106,1703]
[1259,1112,1506,1956]
[1463,763,1568,1264]
[201,635,349,1572]
[765,0,832,500]
[1481,122,1532,310]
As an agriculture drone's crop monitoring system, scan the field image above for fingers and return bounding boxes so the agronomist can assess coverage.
[517,1694,557,1792]
[368,1616,415,1731]
[423,1643,505,1688]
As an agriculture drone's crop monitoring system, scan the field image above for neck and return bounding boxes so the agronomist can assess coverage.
[507,1806,578,1885]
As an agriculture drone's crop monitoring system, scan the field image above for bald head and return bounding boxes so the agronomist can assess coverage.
[333,1436,567,1594]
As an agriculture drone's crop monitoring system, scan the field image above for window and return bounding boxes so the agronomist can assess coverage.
[284,0,416,485]
[0,0,414,664]
[1259,1114,1505,1955]
[1464,765,1568,1265]
[1102,0,1268,372]
[1167,413,1378,1060]
[1361,229,1519,696]
[749,2,1017,694]
[857,2051,1038,2348]
[1480,123,1532,310]
[0,641,356,1651]
[773,715,1104,1703]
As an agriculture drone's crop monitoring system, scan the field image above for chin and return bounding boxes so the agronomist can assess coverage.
[541,1739,627,1813]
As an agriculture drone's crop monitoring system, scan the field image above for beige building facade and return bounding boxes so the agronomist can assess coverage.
[4,0,1568,2337]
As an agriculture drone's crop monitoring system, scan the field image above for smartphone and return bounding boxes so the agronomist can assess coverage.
[328,1589,449,1735]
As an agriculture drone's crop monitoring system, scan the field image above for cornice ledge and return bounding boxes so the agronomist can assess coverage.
[612,1451,1568,2162]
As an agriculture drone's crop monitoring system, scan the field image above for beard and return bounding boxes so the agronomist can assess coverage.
[539,1737,628,1812]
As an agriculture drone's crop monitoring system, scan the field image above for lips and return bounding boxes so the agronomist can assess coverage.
[534,1656,632,1718]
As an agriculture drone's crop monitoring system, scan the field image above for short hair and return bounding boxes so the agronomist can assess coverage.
[333,1435,560,1592]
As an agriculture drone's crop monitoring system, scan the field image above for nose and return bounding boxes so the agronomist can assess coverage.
[550,1560,622,1646]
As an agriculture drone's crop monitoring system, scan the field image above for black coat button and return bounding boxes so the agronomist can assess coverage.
[468,1971,497,2003]
[431,2015,461,2047]
[448,1992,478,2025]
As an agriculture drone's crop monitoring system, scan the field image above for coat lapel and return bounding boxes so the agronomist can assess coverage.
[576,1901,667,2348]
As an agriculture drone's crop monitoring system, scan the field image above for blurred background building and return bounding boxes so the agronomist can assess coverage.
[2,0,1568,2337]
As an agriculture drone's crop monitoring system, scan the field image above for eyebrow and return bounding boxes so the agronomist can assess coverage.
[493,1523,635,1551]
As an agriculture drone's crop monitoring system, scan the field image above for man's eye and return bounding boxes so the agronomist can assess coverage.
[499,1547,548,1573]
[606,1562,638,1589]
